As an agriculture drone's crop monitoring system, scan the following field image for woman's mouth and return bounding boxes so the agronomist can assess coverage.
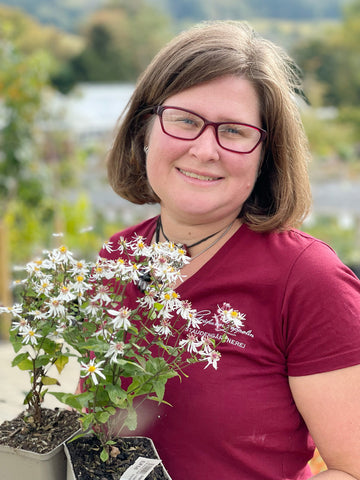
[178,168,222,181]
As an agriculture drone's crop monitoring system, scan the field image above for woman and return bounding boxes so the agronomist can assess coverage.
[101,21,360,479]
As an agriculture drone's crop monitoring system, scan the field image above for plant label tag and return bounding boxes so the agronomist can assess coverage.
[120,456,162,480]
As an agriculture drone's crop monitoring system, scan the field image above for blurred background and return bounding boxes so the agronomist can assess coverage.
[0,0,359,473]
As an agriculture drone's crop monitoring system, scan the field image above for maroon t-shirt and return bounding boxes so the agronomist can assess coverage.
[100,216,360,480]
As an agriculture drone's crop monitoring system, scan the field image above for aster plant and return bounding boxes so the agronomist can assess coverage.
[1,236,246,462]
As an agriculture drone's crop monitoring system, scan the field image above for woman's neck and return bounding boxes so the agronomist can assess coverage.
[155,212,242,260]
[158,209,241,246]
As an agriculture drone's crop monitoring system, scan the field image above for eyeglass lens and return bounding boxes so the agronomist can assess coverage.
[159,107,263,153]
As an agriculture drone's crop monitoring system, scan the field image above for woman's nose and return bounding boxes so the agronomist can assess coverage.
[188,125,220,161]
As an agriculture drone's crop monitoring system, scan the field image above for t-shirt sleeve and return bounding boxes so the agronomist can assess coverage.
[282,240,360,376]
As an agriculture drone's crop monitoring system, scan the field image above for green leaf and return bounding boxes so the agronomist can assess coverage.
[41,338,58,355]
[81,413,95,431]
[100,448,109,463]
[107,384,127,405]
[12,352,30,367]
[147,396,173,407]
[152,380,165,402]
[16,358,34,371]
[41,376,60,386]
[54,355,69,374]
[154,302,164,311]
[49,392,83,410]
[34,355,51,368]
[95,411,111,424]
[124,407,137,431]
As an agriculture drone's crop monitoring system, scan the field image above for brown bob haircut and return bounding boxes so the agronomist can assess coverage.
[107,21,312,232]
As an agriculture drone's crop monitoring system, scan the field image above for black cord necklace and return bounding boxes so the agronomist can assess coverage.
[155,216,221,249]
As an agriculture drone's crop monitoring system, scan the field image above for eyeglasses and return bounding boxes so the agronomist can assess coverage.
[153,105,267,154]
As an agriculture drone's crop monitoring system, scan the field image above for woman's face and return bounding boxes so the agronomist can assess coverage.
[146,75,264,226]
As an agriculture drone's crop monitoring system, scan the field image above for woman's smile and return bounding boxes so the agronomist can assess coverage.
[176,167,223,182]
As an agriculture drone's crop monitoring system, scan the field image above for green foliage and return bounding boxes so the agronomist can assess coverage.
[303,215,360,265]
[293,0,360,107]
[302,110,356,161]
[0,5,83,61]
[52,1,173,89]
[7,307,73,424]
[0,39,51,211]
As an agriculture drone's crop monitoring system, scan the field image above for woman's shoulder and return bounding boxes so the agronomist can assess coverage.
[239,224,357,281]
[242,224,336,261]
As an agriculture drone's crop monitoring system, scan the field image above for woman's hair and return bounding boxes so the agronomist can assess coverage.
[107,20,312,232]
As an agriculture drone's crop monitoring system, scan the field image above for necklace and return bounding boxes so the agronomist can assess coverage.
[156,216,221,248]
[155,216,235,261]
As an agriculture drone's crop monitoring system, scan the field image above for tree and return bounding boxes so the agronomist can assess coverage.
[293,0,360,107]
[0,37,50,213]
[59,1,173,86]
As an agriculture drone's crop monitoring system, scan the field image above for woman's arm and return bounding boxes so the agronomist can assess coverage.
[289,364,360,479]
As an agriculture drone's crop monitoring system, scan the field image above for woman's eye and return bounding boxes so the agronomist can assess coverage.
[175,115,199,127]
[180,117,194,124]
[220,124,250,137]
[220,125,242,136]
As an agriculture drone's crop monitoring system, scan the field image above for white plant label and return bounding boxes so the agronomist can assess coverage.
[120,456,162,480]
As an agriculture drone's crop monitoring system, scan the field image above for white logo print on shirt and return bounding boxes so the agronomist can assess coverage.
[185,307,254,350]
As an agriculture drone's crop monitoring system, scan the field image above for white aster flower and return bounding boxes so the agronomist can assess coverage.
[105,341,125,364]
[6,303,23,318]
[91,260,114,281]
[84,300,101,318]
[92,285,112,304]
[129,262,142,282]
[55,322,67,335]
[34,278,54,296]
[80,359,106,385]
[45,298,67,317]
[153,318,173,338]
[216,303,246,330]
[58,285,76,302]
[113,258,132,281]
[201,335,215,354]
[201,350,221,370]
[160,290,181,310]
[71,274,91,294]
[179,333,204,354]
[131,236,150,257]
[137,287,157,309]
[28,309,47,321]
[92,322,112,340]
[20,327,41,345]
[69,260,91,276]
[107,307,132,330]
[114,236,128,254]
[52,245,74,264]
[25,259,44,277]
[11,317,29,333]
[186,310,202,329]
[102,240,114,253]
